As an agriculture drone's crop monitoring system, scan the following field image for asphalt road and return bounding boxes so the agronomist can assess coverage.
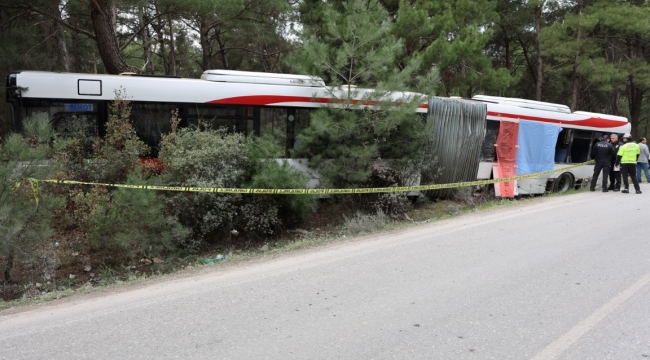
[1,185,650,360]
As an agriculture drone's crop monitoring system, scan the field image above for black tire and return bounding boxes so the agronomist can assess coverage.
[553,172,574,193]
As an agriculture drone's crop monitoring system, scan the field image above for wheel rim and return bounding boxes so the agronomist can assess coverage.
[555,174,571,192]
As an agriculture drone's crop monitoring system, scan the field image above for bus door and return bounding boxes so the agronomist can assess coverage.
[568,130,596,163]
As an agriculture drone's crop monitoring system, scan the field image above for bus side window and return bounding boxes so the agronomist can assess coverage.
[186,105,254,135]
[51,112,99,138]
[131,103,176,152]
[259,107,312,158]
[288,108,312,156]
[480,120,500,162]
[555,129,571,163]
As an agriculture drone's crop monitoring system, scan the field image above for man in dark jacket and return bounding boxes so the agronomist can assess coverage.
[590,135,615,192]
[608,134,622,191]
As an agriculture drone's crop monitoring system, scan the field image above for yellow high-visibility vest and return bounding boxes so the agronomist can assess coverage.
[618,142,640,164]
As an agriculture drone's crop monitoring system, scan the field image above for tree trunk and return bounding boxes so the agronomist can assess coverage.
[504,37,511,70]
[153,16,169,74]
[216,29,229,69]
[90,0,135,74]
[628,82,643,138]
[139,6,154,74]
[570,0,583,112]
[199,16,213,71]
[534,4,542,101]
[71,15,83,72]
[167,12,176,76]
[518,37,536,87]
[4,250,14,283]
[51,0,70,72]
[610,90,620,115]
[625,35,643,138]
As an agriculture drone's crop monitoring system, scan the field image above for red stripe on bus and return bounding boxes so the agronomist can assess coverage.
[206,95,429,109]
[487,111,627,129]
[207,95,325,105]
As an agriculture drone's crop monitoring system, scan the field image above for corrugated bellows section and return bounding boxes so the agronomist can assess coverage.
[423,97,487,199]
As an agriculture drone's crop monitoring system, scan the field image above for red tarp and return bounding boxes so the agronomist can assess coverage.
[495,121,519,198]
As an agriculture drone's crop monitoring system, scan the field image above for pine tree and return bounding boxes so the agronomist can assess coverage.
[392,0,513,97]
[0,115,64,283]
[540,0,650,135]
[291,0,434,190]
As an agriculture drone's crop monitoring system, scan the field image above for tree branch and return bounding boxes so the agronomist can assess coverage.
[1,3,96,40]
[119,11,170,51]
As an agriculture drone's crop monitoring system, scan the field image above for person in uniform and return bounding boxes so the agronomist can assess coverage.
[608,134,622,191]
[615,133,641,194]
[590,135,615,192]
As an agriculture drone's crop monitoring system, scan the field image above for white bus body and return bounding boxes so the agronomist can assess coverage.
[6,71,631,196]
[7,71,427,113]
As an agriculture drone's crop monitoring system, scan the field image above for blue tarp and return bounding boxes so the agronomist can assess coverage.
[516,120,561,175]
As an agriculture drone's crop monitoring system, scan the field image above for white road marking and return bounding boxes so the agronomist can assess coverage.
[531,270,650,360]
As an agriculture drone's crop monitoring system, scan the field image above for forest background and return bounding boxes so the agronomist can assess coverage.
[0,0,649,138]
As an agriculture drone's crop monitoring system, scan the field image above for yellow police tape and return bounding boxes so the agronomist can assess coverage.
[15,160,594,198]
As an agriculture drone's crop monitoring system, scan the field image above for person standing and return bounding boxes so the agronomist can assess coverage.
[608,134,622,191]
[590,135,615,192]
[637,137,650,183]
[616,133,641,194]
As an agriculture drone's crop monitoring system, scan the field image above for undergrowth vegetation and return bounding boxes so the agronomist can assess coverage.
[0,95,500,304]
[0,95,317,299]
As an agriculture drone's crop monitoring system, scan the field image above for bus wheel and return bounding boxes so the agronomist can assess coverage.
[553,172,574,193]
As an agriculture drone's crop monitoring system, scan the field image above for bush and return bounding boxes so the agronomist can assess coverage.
[0,115,64,283]
[158,127,315,249]
[56,93,177,265]
[158,127,249,248]
[246,139,317,232]
[56,89,148,183]
[85,170,190,261]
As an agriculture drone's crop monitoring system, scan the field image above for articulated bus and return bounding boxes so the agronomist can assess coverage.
[5,70,630,196]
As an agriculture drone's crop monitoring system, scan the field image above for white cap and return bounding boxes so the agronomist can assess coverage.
[623,133,632,138]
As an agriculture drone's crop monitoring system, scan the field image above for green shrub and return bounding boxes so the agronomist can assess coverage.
[85,170,190,261]
[247,135,316,226]
[246,160,316,227]
[158,127,249,248]
[56,90,148,183]
[0,115,63,283]
[92,91,149,183]
[158,127,315,249]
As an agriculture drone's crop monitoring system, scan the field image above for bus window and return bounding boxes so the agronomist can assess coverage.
[260,108,312,157]
[131,103,176,149]
[51,112,98,138]
[260,108,287,145]
[480,120,499,162]
[20,101,100,137]
[187,105,254,135]
[555,129,571,163]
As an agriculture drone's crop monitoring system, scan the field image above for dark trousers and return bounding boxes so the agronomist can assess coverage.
[591,161,610,189]
[608,167,621,189]
[621,163,640,191]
